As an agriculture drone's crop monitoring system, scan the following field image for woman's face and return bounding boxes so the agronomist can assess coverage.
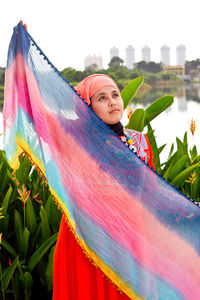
[91,85,124,125]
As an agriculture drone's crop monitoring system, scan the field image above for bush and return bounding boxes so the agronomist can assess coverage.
[0,151,61,299]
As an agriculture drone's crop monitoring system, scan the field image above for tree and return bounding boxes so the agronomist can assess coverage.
[136,61,162,73]
[108,56,124,69]
[185,59,200,75]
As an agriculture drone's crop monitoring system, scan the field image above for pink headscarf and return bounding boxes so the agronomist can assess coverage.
[76,74,120,105]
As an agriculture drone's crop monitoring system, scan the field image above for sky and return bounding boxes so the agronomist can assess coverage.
[1,0,200,71]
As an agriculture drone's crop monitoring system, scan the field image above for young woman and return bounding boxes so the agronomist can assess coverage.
[53,74,154,300]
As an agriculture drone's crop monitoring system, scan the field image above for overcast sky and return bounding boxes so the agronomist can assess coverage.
[1,0,200,70]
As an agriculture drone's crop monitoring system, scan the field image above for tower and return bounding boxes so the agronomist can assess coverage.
[161,45,170,66]
[142,45,151,63]
[126,45,135,69]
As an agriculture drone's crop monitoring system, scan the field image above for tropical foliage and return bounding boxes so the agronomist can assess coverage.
[121,77,200,202]
[0,152,61,299]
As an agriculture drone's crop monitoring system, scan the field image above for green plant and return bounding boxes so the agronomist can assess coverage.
[121,77,200,201]
[0,151,61,299]
[121,77,174,172]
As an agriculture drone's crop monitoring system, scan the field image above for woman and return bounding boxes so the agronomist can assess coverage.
[53,74,154,300]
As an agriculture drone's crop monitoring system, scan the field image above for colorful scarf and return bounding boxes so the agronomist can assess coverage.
[3,23,200,300]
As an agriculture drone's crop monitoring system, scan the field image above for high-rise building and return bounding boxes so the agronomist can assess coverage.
[161,45,170,66]
[176,44,186,66]
[142,45,151,63]
[84,55,103,70]
[110,47,119,60]
[126,45,135,69]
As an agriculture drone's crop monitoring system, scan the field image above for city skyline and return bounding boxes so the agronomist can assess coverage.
[1,0,200,71]
[84,44,187,70]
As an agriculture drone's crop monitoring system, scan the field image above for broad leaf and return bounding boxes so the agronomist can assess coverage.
[28,233,58,272]
[126,108,145,132]
[121,77,144,109]
[171,163,200,187]
[145,95,174,124]
[2,256,19,291]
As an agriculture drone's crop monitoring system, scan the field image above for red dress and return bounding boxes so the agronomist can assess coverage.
[53,217,130,300]
[53,133,154,300]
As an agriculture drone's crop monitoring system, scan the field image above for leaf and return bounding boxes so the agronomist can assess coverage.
[125,108,146,131]
[25,196,37,235]
[146,122,161,173]
[28,233,58,272]
[20,271,33,289]
[171,163,200,187]
[45,245,56,291]
[163,158,176,180]
[191,177,200,200]
[168,155,190,181]
[40,205,51,241]
[176,137,188,158]
[168,143,174,160]
[14,209,23,250]
[158,144,166,155]
[121,77,144,109]
[19,227,30,259]
[1,238,18,257]
[2,256,19,291]
[144,95,174,124]
[183,131,188,146]
[2,185,13,214]
[16,155,32,184]
[190,145,197,160]
[45,196,61,233]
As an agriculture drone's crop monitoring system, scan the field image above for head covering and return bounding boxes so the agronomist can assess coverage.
[76,74,120,105]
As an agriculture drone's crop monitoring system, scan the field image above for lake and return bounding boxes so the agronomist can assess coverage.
[0,84,200,163]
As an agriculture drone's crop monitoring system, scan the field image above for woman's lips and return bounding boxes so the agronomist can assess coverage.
[109,109,119,113]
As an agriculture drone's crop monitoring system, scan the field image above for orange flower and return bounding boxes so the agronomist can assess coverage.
[190,118,196,136]
[127,105,134,120]
[18,185,30,206]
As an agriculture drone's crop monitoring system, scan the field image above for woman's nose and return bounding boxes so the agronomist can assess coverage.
[108,97,116,106]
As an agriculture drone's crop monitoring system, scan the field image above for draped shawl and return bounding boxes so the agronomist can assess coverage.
[3,23,200,300]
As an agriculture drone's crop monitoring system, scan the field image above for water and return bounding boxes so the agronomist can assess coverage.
[1,84,200,164]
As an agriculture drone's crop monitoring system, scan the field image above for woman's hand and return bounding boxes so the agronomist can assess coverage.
[20,20,27,30]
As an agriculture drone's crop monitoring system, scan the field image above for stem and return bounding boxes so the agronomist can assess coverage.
[12,277,17,300]
[0,260,5,300]
[24,204,25,228]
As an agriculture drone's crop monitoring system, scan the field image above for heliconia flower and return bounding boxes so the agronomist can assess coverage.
[24,190,31,205]
[18,185,30,206]
[0,233,2,244]
[186,171,197,185]
[17,188,22,196]
[190,118,196,136]
[127,105,134,120]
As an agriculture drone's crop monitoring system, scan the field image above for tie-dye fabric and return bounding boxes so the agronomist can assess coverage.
[3,23,200,300]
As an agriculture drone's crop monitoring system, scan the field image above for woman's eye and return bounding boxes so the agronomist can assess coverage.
[113,93,119,98]
[99,96,105,101]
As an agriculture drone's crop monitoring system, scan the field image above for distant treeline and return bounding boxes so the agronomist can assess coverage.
[1,58,200,90]
[60,57,183,90]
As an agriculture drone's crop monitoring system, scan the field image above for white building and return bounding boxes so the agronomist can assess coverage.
[84,55,103,70]
[110,47,119,60]
[142,45,151,63]
[176,44,186,66]
[126,45,135,69]
[161,44,170,66]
